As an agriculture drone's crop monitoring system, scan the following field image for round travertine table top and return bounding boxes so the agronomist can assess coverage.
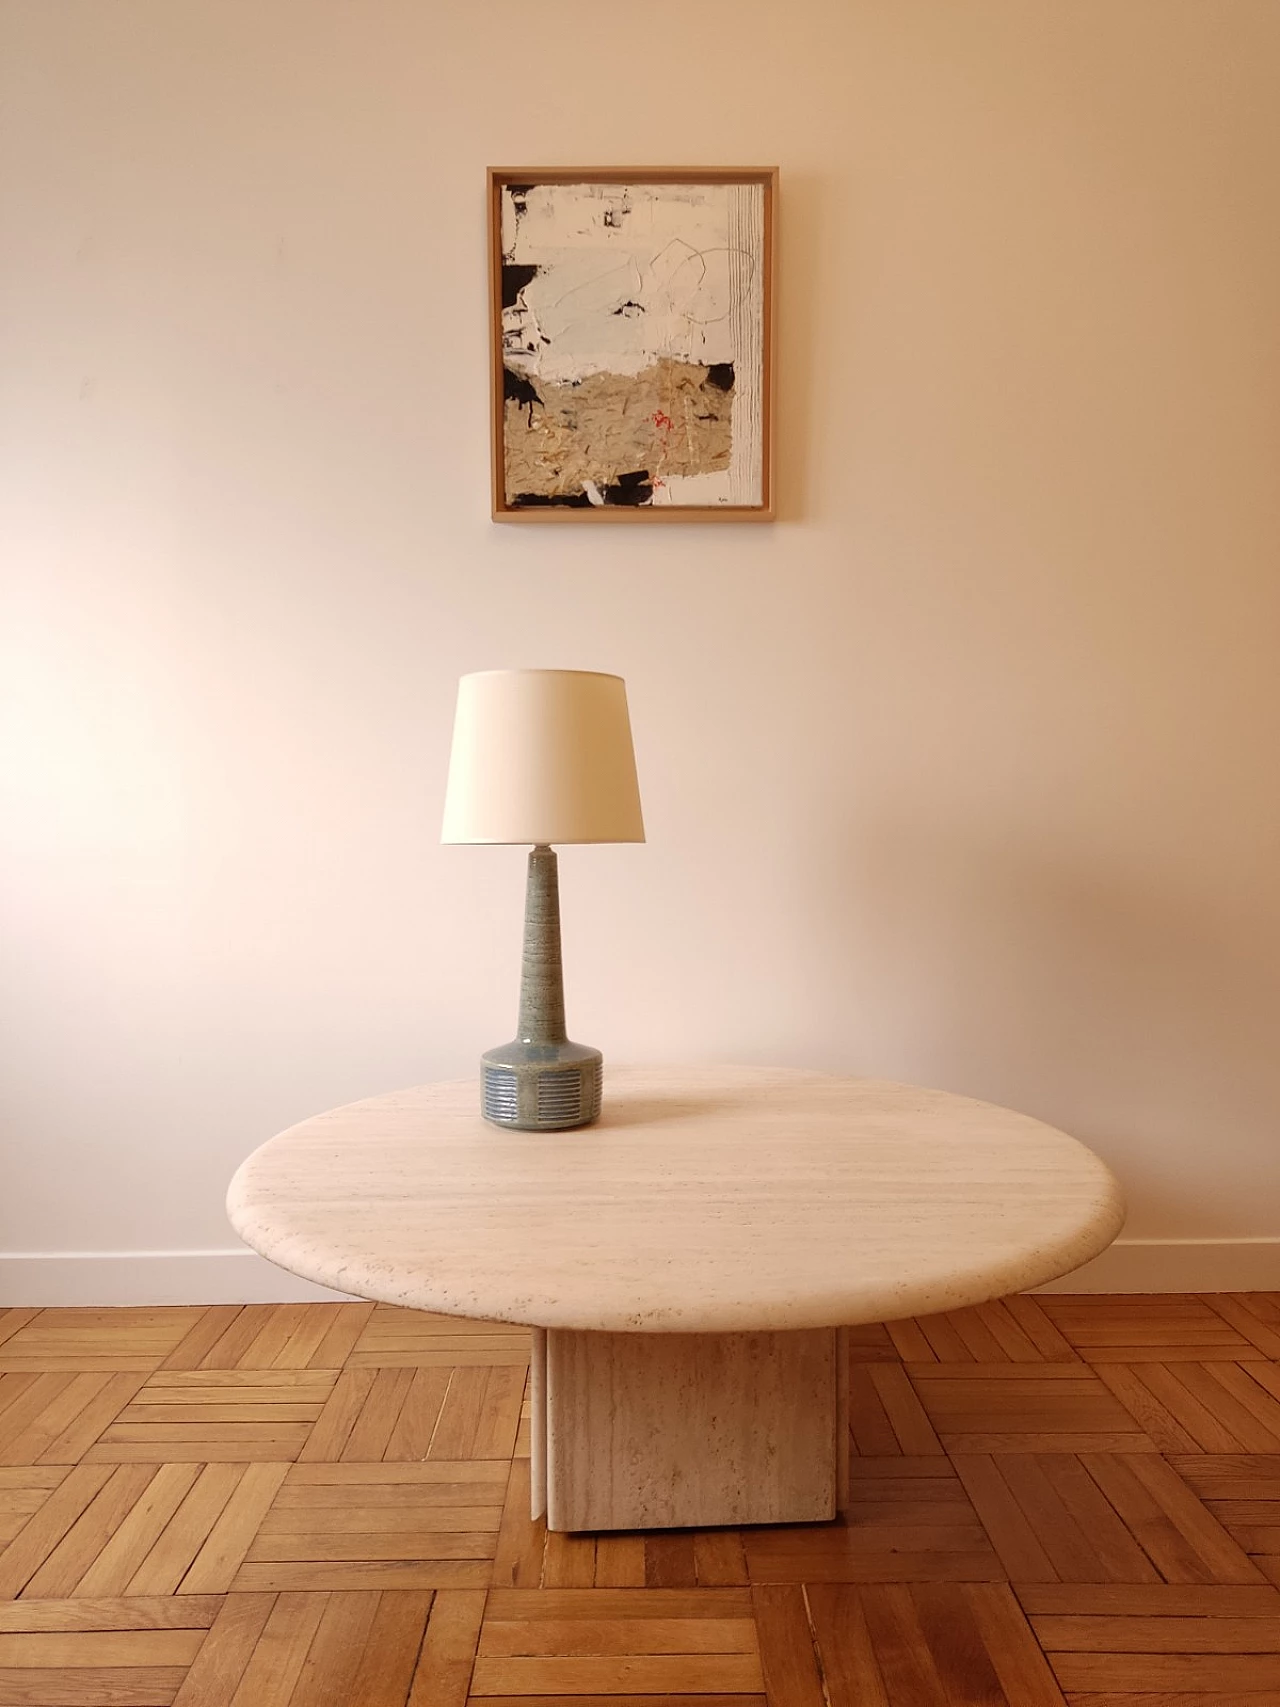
[226,1065,1124,1334]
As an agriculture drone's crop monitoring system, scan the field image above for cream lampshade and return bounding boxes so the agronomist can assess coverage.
[442,670,644,1130]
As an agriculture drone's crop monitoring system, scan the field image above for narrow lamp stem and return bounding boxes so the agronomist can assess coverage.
[517,845,567,1046]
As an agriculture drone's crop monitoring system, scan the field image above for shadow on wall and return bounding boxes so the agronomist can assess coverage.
[795,814,1280,1239]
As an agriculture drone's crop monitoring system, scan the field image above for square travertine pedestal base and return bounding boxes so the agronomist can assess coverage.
[531,1325,844,1532]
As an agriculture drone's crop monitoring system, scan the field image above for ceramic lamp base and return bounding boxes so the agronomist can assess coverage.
[482,1042,603,1131]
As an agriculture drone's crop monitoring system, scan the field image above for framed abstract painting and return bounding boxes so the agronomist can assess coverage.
[489,167,776,521]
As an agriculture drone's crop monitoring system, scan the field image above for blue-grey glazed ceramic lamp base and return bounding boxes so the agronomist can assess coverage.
[481,845,603,1131]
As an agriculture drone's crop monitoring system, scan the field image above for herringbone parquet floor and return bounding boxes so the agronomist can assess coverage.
[1,1293,1279,1704]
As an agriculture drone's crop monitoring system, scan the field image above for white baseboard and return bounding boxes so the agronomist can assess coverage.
[0,1249,353,1308]
[1,1239,1276,1310]
[1034,1237,1280,1294]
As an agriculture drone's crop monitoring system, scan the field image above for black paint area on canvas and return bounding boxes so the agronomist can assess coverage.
[511,470,654,510]
[605,471,653,506]
[503,366,542,416]
[501,263,539,310]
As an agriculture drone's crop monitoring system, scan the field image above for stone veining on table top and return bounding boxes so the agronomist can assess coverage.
[227,1065,1125,1332]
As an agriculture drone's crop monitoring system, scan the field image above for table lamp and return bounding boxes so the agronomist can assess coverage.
[441,669,644,1131]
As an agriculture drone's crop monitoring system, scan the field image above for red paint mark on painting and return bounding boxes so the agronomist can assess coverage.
[652,410,674,432]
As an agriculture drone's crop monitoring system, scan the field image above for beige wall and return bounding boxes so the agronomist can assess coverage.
[2,1,1278,1295]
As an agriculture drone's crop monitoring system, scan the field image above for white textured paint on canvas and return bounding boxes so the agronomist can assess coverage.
[499,179,765,511]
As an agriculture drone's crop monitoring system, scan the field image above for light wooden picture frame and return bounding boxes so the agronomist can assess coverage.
[489,167,776,522]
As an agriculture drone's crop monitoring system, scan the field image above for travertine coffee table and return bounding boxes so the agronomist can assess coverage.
[227,1065,1123,1532]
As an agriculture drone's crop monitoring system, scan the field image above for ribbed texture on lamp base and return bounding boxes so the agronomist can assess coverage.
[481,1053,603,1131]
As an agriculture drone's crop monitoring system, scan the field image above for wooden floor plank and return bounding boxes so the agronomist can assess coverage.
[0,1294,1275,1704]
[261,1306,344,1372]
[1081,1452,1267,1584]
[86,1370,328,1462]
[916,1312,974,1363]
[0,1377,77,1463]
[909,1367,1157,1455]
[945,1306,1013,1364]
[340,1369,415,1462]
[161,1593,277,1704]
[1061,1692,1280,1705]
[383,1369,452,1462]
[407,1588,483,1707]
[222,1306,313,1372]
[1208,1294,1280,1358]
[281,1588,379,1707]
[178,1461,290,1593]
[478,1615,758,1656]
[0,1600,222,1633]
[1248,1362,1280,1407]
[0,1629,205,1667]
[185,1307,272,1372]
[1092,1363,1205,1452]
[1000,1297,1082,1363]
[349,1308,530,1371]
[952,1453,1062,1581]
[462,1700,765,1707]
[749,1585,825,1707]
[490,1459,545,1589]
[468,1650,765,1692]
[427,1371,490,1461]
[232,1560,490,1592]
[1037,1454,1166,1583]
[979,1452,1159,1584]
[1015,1582,1280,1615]
[0,1310,206,1375]
[0,1377,40,1438]
[1166,1454,1280,1497]
[1051,1650,1280,1688]
[972,1299,1058,1364]
[1032,1612,1280,1650]
[22,1466,159,1598]
[342,1589,432,1704]
[256,1502,502,1536]
[0,1469,68,1549]
[1111,1362,1245,1451]
[844,1323,899,1364]
[914,1581,1019,1705]
[1204,1360,1280,1448]
[297,1369,376,1463]
[305,1304,377,1370]
[593,1535,647,1588]
[645,1533,699,1589]
[804,1584,890,1707]
[0,1465,115,1597]
[693,1532,748,1588]
[870,1363,945,1454]
[486,1589,753,1620]
[33,1375,145,1467]
[225,1589,326,1707]
[0,1661,187,1702]
[884,1317,937,1362]
[0,1313,41,1353]
[856,1583,952,1705]
[541,1530,597,1589]
[0,1376,121,1466]
[847,1365,900,1454]
[159,1309,246,1374]
[73,1464,202,1596]
[965,1582,1068,1707]
[427,1367,524,1461]
[125,1463,244,1595]
[472,1590,767,1696]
